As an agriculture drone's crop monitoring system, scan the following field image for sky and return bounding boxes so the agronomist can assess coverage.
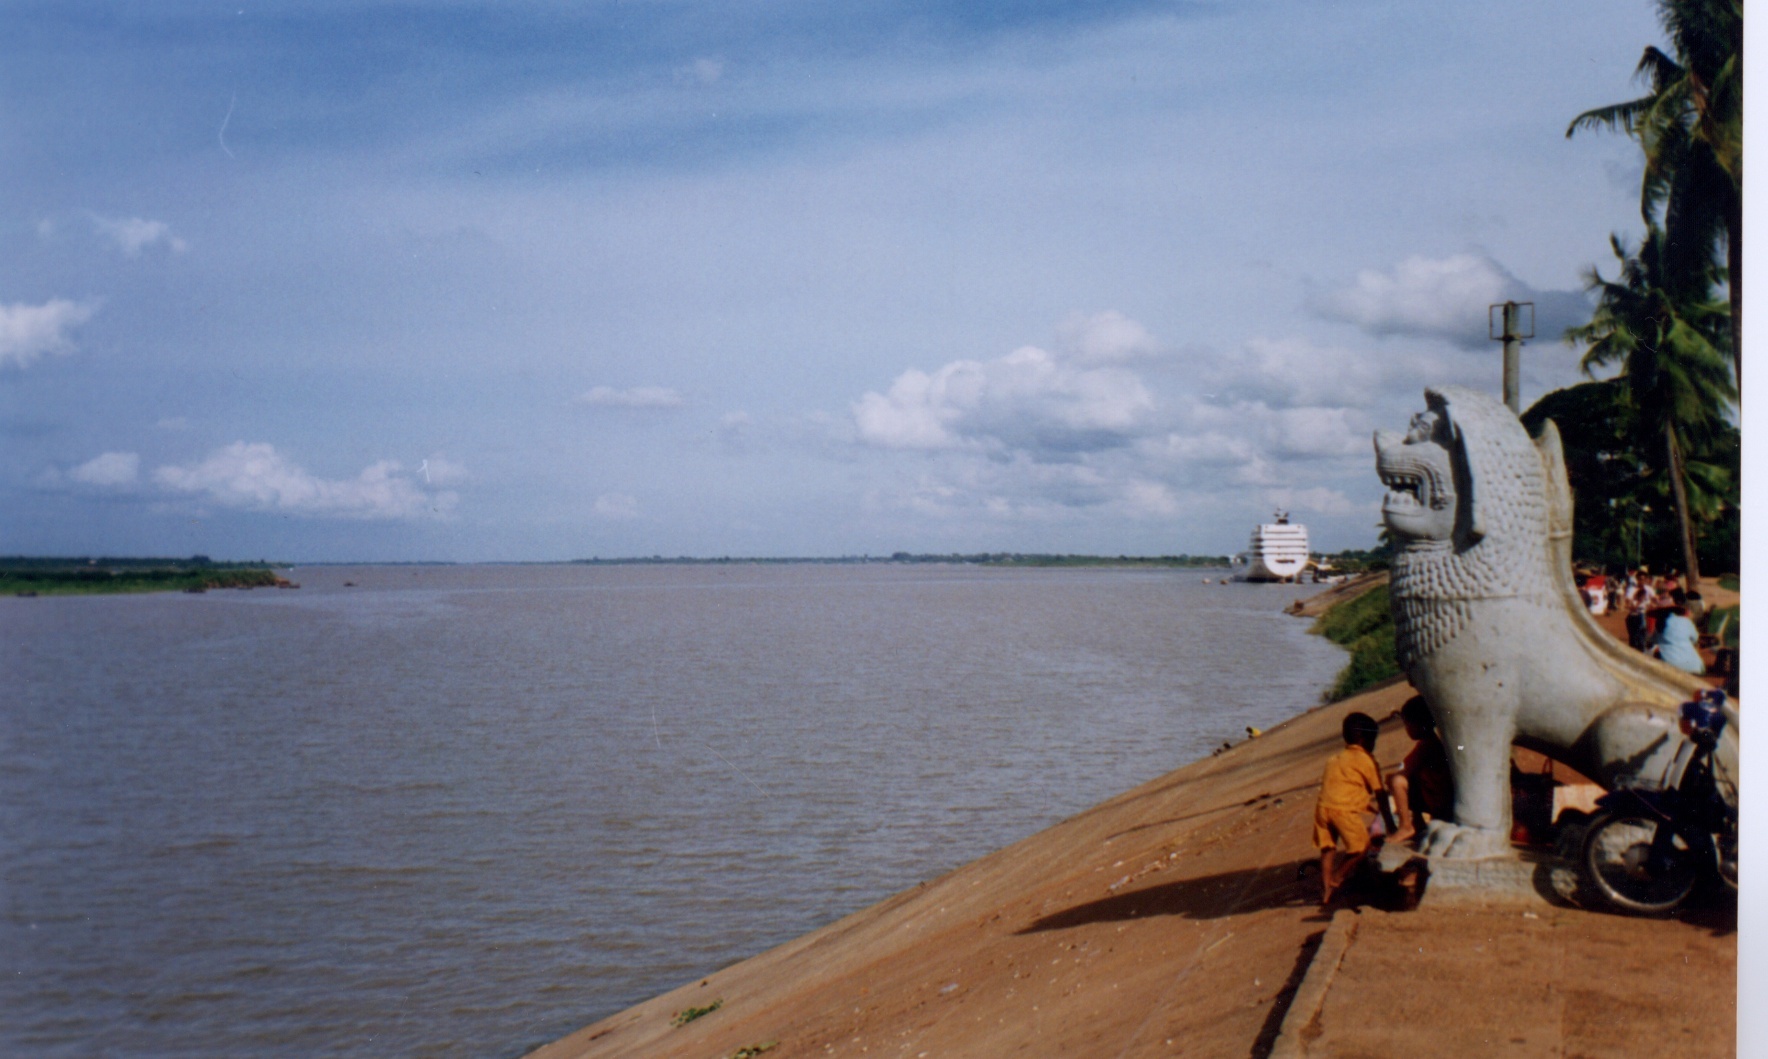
[0,0,1680,562]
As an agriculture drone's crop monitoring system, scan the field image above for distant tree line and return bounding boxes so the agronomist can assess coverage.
[2,556,282,595]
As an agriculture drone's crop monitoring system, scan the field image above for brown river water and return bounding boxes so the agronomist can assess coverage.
[1,563,1344,1057]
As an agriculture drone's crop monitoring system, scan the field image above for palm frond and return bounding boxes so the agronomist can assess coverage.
[1566,97,1652,138]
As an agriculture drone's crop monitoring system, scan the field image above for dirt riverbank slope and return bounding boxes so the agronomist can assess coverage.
[529,674,1733,1058]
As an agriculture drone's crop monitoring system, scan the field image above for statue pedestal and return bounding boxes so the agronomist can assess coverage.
[1377,843,1578,907]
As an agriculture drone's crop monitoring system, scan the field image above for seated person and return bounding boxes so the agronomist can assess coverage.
[1314,712,1384,905]
[1387,695,1453,843]
[1652,602,1706,674]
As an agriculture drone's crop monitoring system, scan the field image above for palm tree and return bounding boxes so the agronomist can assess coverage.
[1565,228,1734,597]
[1567,0,1741,395]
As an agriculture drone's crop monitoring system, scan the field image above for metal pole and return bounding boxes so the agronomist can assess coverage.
[1501,301,1522,413]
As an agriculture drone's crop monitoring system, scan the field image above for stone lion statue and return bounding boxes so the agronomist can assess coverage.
[1374,385,1739,859]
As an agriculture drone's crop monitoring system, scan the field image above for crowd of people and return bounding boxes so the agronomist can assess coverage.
[1575,567,1724,678]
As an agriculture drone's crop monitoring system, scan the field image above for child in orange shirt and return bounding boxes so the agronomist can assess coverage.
[1314,711,1383,905]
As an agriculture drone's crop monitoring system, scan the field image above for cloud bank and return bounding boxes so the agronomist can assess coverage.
[153,443,458,519]
[1311,252,1590,348]
[853,344,1155,456]
[70,451,141,486]
[848,312,1379,526]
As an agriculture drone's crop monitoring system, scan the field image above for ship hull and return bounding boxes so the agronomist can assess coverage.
[1229,517,1310,582]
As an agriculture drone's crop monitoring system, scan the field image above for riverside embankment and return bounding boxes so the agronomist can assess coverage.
[528,672,1734,1058]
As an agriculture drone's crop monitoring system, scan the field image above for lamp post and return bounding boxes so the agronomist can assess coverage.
[1488,301,1535,413]
[1637,503,1650,567]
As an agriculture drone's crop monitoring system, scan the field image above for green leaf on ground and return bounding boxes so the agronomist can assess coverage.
[670,1000,723,1027]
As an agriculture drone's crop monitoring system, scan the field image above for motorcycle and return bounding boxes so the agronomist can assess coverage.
[1579,690,1739,915]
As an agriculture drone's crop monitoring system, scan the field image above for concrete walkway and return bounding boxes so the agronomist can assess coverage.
[1289,900,1735,1057]
[527,678,1737,1059]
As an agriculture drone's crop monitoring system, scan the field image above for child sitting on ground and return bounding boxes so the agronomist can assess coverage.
[1314,712,1384,905]
[1387,695,1454,845]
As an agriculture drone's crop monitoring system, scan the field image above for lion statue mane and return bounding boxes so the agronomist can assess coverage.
[1374,385,1738,860]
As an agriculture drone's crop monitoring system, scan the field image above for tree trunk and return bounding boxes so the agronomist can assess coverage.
[1665,423,1705,618]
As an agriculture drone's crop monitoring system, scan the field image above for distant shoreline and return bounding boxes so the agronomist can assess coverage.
[569,553,1234,568]
[3,553,1239,572]
[1,557,287,597]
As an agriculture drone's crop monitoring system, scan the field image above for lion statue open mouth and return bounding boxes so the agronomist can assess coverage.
[1374,386,1738,860]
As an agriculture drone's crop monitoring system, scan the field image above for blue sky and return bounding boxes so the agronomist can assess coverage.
[1,0,1671,561]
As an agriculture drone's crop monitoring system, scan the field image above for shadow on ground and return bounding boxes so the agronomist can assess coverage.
[1017,859,1317,932]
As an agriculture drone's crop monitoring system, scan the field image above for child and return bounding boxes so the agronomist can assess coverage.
[1386,695,1453,844]
[1314,711,1383,905]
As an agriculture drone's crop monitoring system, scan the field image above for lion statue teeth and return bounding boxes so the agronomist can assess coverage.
[1374,385,1738,861]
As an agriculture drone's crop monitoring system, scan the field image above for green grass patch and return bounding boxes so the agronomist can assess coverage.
[1719,573,1739,593]
[1310,582,1400,701]
[730,1044,777,1058]
[671,1000,723,1027]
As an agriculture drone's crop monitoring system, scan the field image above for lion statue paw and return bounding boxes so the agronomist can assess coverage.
[1419,820,1513,861]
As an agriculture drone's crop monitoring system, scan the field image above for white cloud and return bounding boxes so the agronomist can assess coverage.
[865,456,1195,524]
[1312,252,1511,344]
[90,214,188,257]
[0,298,98,369]
[1263,405,1367,459]
[1310,252,1590,349]
[1054,309,1162,364]
[594,492,640,518]
[841,314,1430,543]
[576,385,685,408]
[1149,429,1257,468]
[1214,336,1387,408]
[1261,486,1367,518]
[70,451,140,486]
[1121,479,1181,517]
[153,442,456,519]
[156,416,191,431]
[419,454,471,486]
[853,342,1154,455]
[1176,398,1366,460]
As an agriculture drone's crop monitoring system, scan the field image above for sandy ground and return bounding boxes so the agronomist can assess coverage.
[526,676,1735,1059]
[1697,576,1741,611]
[1307,901,1734,1058]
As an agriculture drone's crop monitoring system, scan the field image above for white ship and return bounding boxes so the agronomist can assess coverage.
[1229,511,1310,582]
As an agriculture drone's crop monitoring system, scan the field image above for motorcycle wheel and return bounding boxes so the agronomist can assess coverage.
[1581,810,1701,914]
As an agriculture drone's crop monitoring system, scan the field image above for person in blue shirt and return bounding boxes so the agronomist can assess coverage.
[1652,602,1705,674]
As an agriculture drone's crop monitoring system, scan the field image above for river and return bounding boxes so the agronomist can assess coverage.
[0,563,1345,1057]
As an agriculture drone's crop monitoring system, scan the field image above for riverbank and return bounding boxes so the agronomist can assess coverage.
[0,557,288,596]
[527,676,1733,1058]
